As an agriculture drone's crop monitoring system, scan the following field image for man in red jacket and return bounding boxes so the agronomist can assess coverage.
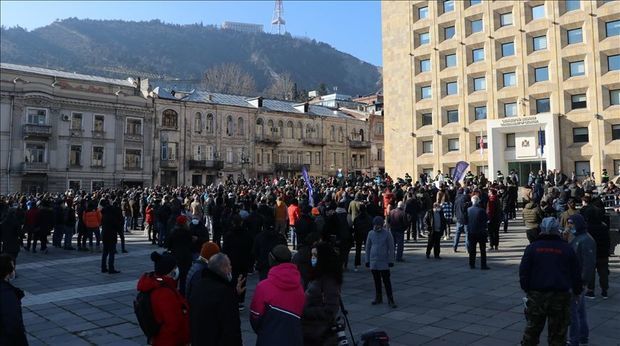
[250,244,305,346]
[136,251,190,346]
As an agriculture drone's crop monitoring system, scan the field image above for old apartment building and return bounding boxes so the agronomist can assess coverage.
[382,0,620,183]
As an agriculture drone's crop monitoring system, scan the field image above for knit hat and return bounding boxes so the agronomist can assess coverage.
[568,214,587,234]
[151,251,177,276]
[176,215,188,225]
[539,217,560,235]
[372,216,384,226]
[269,244,292,265]
[200,242,220,261]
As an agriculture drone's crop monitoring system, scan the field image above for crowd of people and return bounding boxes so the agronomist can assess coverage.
[0,167,618,345]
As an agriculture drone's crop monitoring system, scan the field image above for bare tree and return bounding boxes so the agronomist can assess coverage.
[265,72,295,100]
[202,63,256,95]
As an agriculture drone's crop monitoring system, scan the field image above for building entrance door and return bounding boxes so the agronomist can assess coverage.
[508,161,546,186]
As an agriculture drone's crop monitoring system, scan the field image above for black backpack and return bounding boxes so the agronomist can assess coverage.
[134,277,165,341]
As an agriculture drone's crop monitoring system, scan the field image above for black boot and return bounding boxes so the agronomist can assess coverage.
[388,297,397,309]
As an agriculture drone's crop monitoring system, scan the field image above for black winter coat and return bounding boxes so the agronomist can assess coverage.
[101,206,122,245]
[0,208,24,254]
[0,281,28,346]
[253,230,287,273]
[166,226,193,267]
[223,227,254,274]
[189,268,242,346]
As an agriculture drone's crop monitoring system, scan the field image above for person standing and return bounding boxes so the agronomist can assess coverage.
[189,253,244,346]
[565,214,596,346]
[287,199,301,249]
[166,216,193,296]
[519,217,582,346]
[580,195,610,299]
[486,189,502,251]
[61,199,76,250]
[222,215,253,311]
[404,192,419,242]
[274,196,289,237]
[250,244,306,346]
[466,196,490,270]
[0,254,28,346]
[0,207,24,268]
[82,202,102,252]
[365,216,396,308]
[353,204,372,271]
[424,203,446,259]
[136,252,189,346]
[185,241,220,299]
[100,199,122,274]
[388,201,408,262]
[523,195,543,243]
[453,188,470,252]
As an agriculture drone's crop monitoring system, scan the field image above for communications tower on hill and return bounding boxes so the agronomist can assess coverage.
[271,0,286,35]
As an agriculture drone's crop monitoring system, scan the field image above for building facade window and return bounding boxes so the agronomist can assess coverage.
[608,54,620,71]
[421,86,432,99]
[206,113,214,133]
[194,112,203,133]
[419,32,430,45]
[575,161,591,177]
[500,13,513,27]
[445,54,457,67]
[474,106,487,120]
[161,142,178,161]
[25,143,45,163]
[612,124,620,140]
[125,149,141,169]
[420,59,431,72]
[504,102,518,117]
[315,152,321,165]
[418,6,428,19]
[237,117,245,136]
[506,133,516,148]
[567,28,583,44]
[69,145,82,166]
[162,109,178,128]
[338,127,344,142]
[126,118,142,135]
[444,26,456,40]
[533,35,547,51]
[92,146,104,166]
[443,0,454,13]
[422,113,433,126]
[447,110,459,123]
[473,77,486,91]
[571,94,587,109]
[534,66,549,82]
[472,48,485,62]
[536,98,551,113]
[572,127,589,143]
[471,19,483,33]
[503,72,517,87]
[448,138,460,152]
[614,160,620,176]
[611,89,620,105]
[569,61,585,77]
[27,108,47,124]
[446,81,458,95]
[606,20,620,37]
[93,115,104,132]
[475,135,488,150]
[71,113,83,130]
[565,0,580,12]
[422,140,433,154]
[532,5,545,20]
[501,42,515,57]
[469,0,482,6]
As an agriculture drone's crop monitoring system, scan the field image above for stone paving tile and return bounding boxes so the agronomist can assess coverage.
[12,220,620,345]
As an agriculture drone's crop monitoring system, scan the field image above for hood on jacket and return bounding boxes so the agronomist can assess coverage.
[137,272,177,292]
[568,214,587,234]
[267,263,302,291]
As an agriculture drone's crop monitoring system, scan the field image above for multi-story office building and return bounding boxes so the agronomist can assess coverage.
[0,63,154,194]
[382,0,620,183]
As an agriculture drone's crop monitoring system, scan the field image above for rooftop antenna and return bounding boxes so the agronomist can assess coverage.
[272,0,286,35]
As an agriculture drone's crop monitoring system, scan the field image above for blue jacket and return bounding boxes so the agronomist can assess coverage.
[519,234,582,294]
[365,227,395,270]
[570,232,597,284]
[466,205,487,236]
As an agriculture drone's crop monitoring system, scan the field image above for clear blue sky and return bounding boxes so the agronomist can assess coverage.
[0,1,383,66]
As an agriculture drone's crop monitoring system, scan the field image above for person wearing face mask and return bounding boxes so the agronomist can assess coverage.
[0,254,28,346]
[301,242,343,346]
[189,253,244,346]
[136,251,190,346]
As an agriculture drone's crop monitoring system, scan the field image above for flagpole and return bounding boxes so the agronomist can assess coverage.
[539,127,543,173]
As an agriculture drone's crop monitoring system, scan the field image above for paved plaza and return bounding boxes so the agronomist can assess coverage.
[15,217,620,346]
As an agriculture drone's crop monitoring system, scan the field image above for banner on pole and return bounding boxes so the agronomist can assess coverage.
[302,166,314,206]
[452,161,469,182]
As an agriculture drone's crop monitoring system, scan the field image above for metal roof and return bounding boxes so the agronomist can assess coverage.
[0,63,136,87]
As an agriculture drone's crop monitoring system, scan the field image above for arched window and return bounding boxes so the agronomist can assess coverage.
[330,125,335,141]
[226,116,234,136]
[237,117,244,136]
[268,119,275,136]
[194,112,202,133]
[359,129,365,141]
[162,109,178,128]
[315,124,320,139]
[206,113,214,134]
[256,118,264,137]
[338,127,344,142]
[278,121,284,138]
[286,121,294,138]
[297,121,303,139]
[306,124,313,138]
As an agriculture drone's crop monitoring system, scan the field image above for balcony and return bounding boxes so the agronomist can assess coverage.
[92,130,106,139]
[275,163,306,172]
[22,162,49,173]
[349,139,371,148]
[302,138,326,146]
[255,135,282,145]
[160,160,178,168]
[124,132,143,142]
[23,124,52,138]
[189,159,224,170]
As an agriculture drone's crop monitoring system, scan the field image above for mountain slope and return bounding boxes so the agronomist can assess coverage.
[0,18,380,96]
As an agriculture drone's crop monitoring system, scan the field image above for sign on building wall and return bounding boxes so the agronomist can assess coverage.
[515,132,538,159]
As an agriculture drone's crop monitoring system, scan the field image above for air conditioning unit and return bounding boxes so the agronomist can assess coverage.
[61,114,70,121]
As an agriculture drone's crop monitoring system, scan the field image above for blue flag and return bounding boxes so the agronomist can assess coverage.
[302,166,314,206]
[452,161,469,182]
